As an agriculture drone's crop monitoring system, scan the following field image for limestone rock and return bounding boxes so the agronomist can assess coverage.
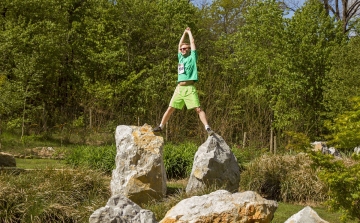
[160,190,278,223]
[186,133,240,194]
[110,124,167,204]
[0,152,16,167]
[311,141,326,152]
[284,206,329,223]
[311,141,341,158]
[354,146,360,155]
[324,147,341,158]
[89,194,158,223]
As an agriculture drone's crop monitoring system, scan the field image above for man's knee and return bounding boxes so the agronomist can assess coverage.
[195,107,203,114]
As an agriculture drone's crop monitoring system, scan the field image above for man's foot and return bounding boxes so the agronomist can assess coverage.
[153,126,162,132]
[206,127,214,136]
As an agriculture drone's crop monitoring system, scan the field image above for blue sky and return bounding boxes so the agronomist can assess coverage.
[191,0,213,7]
[191,0,306,17]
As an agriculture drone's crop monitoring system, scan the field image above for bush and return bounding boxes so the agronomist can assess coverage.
[231,145,267,171]
[0,169,110,223]
[163,142,198,179]
[64,145,116,173]
[312,153,360,222]
[240,153,328,203]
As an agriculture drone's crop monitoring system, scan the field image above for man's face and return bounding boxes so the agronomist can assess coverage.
[180,45,190,56]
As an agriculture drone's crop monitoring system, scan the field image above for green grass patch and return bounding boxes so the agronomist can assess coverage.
[272,202,357,223]
[64,145,116,173]
[16,158,68,169]
[0,132,62,153]
[163,141,198,179]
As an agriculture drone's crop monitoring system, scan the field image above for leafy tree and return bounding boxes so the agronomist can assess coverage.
[322,0,360,33]
[323,36,360,120]
[284,0,340,137]
[324,97,360,149]
[223,0,287,146]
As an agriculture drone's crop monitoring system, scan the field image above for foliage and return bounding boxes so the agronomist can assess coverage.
[324,97,360,149]
[311,152,360,222]
[15,158,67,169]
[64,145,116,173]
[163,141,198,179]
[0,0,357,149]
[280,0,340,136]
[231,145,266,170]
[0,168,355,223]
[0,169,110,223]
[284,131,311,152]
[240,153,328,203]
[323,36,360,115]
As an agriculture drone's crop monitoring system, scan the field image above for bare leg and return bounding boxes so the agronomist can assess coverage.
[160,107,176,126]
[195,107,209,126]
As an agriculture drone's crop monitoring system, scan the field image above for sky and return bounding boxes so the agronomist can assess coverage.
[191,0,213,7]
[191,0,306,18]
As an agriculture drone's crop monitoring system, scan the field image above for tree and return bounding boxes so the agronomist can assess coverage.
[323,36,360,120]
[322,0,360,33]
[215,0,287,146]
[284,0,340,137]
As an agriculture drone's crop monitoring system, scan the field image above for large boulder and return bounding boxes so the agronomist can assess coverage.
[89,194,158,223]
[284,206,329,223]
[110,124,167,204]
[0,152,16,167]
[160,190,278,223]
[186,133,240,194]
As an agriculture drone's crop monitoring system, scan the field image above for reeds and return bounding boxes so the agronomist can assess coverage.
[0,168,110,223]
[239,153,328,203]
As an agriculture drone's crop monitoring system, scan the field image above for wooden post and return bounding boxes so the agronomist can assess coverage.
[242,132,247,149]
[270,128,273,153]
[89,108,93,129]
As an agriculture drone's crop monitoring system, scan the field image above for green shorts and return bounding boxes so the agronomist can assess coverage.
[169,85,200,110]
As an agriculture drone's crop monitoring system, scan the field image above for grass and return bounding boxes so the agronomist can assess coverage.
[15,158,68,169]
[272,202,358,223]
[0,168,111,223]
[2,159,358,223]
[1,130,359,222]
[144,179,355,223]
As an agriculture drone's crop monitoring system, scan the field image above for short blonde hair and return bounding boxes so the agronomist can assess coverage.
[180,43,190,48]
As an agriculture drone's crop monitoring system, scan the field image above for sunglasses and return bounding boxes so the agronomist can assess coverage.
[180,47,189,51]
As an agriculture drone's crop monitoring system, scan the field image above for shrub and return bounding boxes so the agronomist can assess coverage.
[163,142,198,179]
[240,153,328,203]
[64,145,116,173]
[312,153,360,222]
[324,97,360,149]
[231,145,267,171]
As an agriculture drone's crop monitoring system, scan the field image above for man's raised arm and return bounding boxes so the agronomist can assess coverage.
[185,27,196,50]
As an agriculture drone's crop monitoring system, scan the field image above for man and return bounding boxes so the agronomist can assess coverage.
[153,27,214,136]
